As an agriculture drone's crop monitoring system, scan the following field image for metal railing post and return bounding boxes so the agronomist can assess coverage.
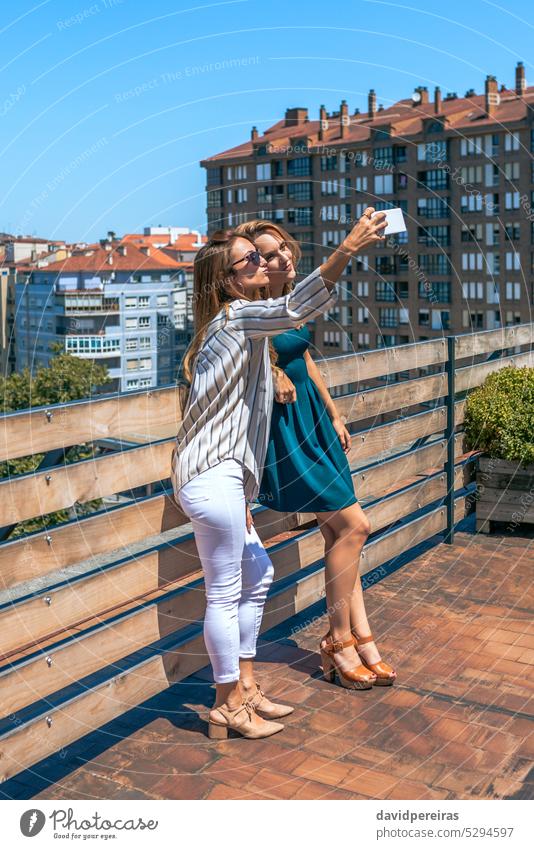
[444,334,456,544]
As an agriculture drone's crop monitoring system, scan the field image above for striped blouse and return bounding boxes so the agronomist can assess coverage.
[171,266,338,503]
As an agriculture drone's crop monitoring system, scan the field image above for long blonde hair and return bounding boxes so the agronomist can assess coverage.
[178,228,279,415]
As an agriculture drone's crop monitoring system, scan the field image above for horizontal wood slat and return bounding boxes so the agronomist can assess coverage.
[0,385,182,463]
[454,323,534,360]
[455,350,534,393]
[319,338,448,388]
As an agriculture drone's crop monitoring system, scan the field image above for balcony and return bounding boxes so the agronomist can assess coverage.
[0,324,533,799]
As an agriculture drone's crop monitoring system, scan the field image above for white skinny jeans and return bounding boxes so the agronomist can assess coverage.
[177,459,274,683]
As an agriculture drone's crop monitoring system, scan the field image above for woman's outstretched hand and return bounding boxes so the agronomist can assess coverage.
[342,207,387,254]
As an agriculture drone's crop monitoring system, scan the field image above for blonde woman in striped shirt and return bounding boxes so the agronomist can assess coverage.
[172,210,386,740]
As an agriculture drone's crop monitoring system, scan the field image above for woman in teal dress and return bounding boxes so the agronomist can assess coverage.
[235,220,397,689]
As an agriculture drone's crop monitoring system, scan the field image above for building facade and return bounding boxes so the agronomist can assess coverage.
[14,234,186,393]
[201,62,534,357]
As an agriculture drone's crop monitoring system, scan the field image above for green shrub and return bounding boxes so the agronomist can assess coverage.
[464,365,534,465]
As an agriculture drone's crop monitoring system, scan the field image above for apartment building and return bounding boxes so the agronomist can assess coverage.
[1,235,68,377]
[14,233,186,393]
[201,61,534,358]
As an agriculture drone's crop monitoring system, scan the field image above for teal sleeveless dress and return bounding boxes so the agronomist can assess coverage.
[257,324,358,513]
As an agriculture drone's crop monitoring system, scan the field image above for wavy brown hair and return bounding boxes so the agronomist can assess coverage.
[234,220,301,298]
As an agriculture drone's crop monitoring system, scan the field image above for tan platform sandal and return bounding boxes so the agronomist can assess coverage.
[250,683,295,719]
[319,634,377,690]
[208,699,284,739]
[353,631,397,686]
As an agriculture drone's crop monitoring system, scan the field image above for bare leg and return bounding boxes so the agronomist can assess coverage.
[315,502,370,676]
[214,680,243,710]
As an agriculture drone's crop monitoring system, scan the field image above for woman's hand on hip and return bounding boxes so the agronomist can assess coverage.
[273,368,297,404]
[332,416,351,453]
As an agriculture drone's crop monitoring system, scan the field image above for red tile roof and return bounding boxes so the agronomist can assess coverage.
[37,240,185,273]
[203,86,534,162]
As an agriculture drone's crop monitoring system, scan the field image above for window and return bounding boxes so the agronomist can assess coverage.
[357,307,369,324]
[139,358,152,371]
[505,282,521,300]
[505,251,521,271]
[374,174,393,194]
[125,317,137,329]
[235,165,247,180]
[460,136,483,156]
[287,207,313,225]
[320,205,339,221]
[376,282,396,302]
[139,378,152,387]
[419,254,450,274]
[461,166,482,184]
[356,281,368,297]
[126,379,139,389]
[323,330,341,347]
[256,163,271,181]
[320,179,338,195]
[418,309,430,326]
[419,281,451,302]
[125,338,137,350]
[462,223,484,242]
[236,188,248,203]
[505,191,520,210]
[418,197,450,218]
[207,190,223,208]
[417,225,450,247]
[287,157,311,176]
[418,141,447,162]
[157,295,168,307]
[288,182,312,201]
[139,316,151,327]
[379,308,398,328]
[206,167,222,186]
[354,176,368,192]
[460,194,483,213]
[504,131,520,152]
[125,297,136,309]
[320,155,337,171]
[462,253,484,271]
[432,309,450,330]
[504,162,520,180]
[138,296,150,308]
[462,281,484,300]
[257,185,273,203]
[139,336,151,349]
[419,169,448,190]
[357,332,370,349]
[373,146,393,166]
[504,222,520,241]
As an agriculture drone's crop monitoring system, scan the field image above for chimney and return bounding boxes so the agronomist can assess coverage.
[319,104,328,141]
[368,89,376,119]
[251,126,258,141]
[516,61,526,96]
[284,107,308,127]
[339,99,349,138]
[485,75,499,116]
[414,86,429,105]
[434,86,442,114]
[107,230,116,241]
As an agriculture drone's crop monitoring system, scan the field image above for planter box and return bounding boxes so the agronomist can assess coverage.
[475,456,534,533]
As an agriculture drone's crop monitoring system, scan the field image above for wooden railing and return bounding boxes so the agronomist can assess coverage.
[0,323,533,783]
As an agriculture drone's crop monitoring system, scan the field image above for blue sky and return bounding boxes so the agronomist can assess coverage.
[0,0,532,242]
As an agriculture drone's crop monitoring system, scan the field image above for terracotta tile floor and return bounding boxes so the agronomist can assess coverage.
[4,523,533,801]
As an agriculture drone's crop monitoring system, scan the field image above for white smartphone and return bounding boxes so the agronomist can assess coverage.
[371,207,407,235]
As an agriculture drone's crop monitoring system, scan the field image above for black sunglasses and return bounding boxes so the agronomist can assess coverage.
[230,249,262,269]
